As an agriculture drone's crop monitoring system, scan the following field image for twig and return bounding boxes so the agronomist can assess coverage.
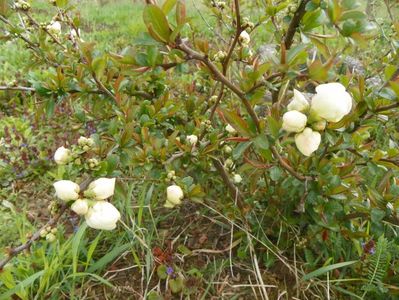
[270,146,313,181]
[176,40,260,131]
[0,86,35,92]
[222,0,242,74]
[284,0,311,50]
[212,158,246,212]
[0,177,92,270]
[23,12,66,49]
[374,102,399,113]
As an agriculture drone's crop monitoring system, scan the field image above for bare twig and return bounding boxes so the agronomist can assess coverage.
[284,0,311,50]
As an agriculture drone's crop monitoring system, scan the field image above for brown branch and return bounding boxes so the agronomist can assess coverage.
[176,40,260,131]
[374,102,399,113]
[0,177,92,270]
[212,158,246,212]
[23,12,66,49]
[271,146,313,181]
[222,0,242,75]
[284,0,311,50]
[0,86,36,92]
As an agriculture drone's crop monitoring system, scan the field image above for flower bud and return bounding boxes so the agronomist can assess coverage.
[85,201,120,230]
[312,120,327,131]
[214,50,227,62]
[294,128,321,156]
[287,89,309,112]
[233,174,242,183]
[46,233,56,242]
[282,111,307,133]
[223,145,232,154]
[239,31,250,45]
[54,146,71,165]
[85,178,116,200]
[187,135,198,146]
[165,185,184,208]
[224,158,234,169]
[53,180,80,201]
[47,21,61,35]
[71,199,89,215]
[225,124,236,134]
[310,83,352,123]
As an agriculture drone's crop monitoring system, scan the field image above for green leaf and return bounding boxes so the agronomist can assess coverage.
[232,142,252,160]
[72,222,87,274]
[56,0,68,8]
[0,270,44,300]
[157,264,168,279]
[162,0,177,15]
[169,277,184,293]
[91,56,107,79]
[269,166,282,181]
[176,0,186,25]
[67,272,114,288]
[266,115,280,139]
[87,243,132,273]
[253,135,269,150]
[302,260,358,281]
[143,5,171,43]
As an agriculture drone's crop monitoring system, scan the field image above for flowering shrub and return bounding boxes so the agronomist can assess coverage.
[1,0,399,298]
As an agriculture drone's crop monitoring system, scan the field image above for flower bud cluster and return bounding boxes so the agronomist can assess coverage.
[13,0,31,11]
[40,226,58,243]
[211,0,226,9]
[213,51,227,62]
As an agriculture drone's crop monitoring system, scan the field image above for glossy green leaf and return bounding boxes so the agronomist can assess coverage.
[143,5,171,43]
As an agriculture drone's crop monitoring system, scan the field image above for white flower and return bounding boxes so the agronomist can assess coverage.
[47,21,61,35]
[54,146,71,165]
[239,31,250,45]
[287,89,309,112]
[233,174,242,183]
[310,83,352,122]
[71,199,89,215]
[225,124,236,134]
[85,201,120,230]
[165,185,184,208]
[294,127,321,156]
[187,135,198,146]
[282,111,307,133]
[53,180,80,201]
[85,178,116,200]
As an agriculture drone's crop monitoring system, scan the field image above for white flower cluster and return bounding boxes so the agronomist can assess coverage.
[282,83,352,156]
[52,137,120,230]
[53,178,120,230]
